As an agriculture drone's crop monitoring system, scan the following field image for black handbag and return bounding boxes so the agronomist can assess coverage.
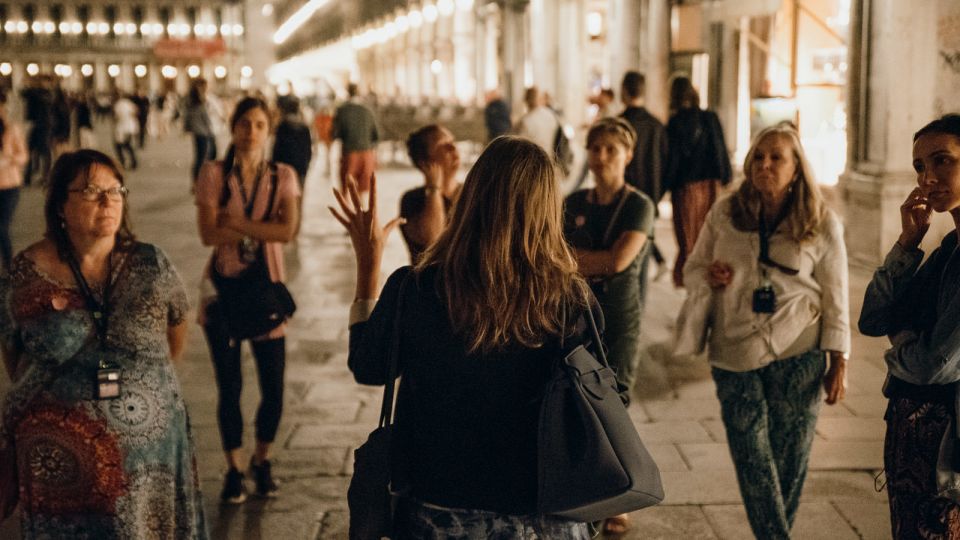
[208,254,296,340]
[537,304,664,522]
[347,273,411,539]
[207,163,296,340]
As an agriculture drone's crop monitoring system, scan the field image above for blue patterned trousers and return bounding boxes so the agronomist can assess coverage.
[712,349,825,540]
[392,497,591,540]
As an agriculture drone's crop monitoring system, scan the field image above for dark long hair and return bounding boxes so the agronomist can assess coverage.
[221,96,274,178]
[914,114,960,141]
[44,150,136,260]
[669,76,700,113]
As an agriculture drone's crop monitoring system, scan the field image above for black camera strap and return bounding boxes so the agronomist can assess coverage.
[64,248,117,351]
[758,201,799,276]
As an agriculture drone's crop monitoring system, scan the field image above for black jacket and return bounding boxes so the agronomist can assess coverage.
[272,117,313,184]
[348,266,603,514]
[621,106,668,204]
[665,108,732,192]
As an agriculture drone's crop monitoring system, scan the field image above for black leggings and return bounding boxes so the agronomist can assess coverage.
[203,322,286,451]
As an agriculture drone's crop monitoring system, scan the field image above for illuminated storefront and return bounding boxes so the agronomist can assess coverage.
[672,0,851,185]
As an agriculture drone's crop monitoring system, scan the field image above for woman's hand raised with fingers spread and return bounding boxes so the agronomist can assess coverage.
[328,174,405,299]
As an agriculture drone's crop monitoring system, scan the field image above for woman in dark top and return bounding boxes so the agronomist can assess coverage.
[859,114,960,538]
[331,136,597,537]
[665,76,731,287]
[563,117,654,535]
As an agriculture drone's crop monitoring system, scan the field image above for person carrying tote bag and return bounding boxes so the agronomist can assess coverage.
[334,137,601,537]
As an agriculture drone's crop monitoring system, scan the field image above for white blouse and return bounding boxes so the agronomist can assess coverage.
[676,194,850,372]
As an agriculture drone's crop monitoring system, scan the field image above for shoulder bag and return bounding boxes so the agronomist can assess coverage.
[538,303,664,522]
[207,163,296,340]
[347,272,412,539]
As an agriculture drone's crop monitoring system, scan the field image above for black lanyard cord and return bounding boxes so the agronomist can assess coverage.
[64,249,115,348]
[758,199,800,276]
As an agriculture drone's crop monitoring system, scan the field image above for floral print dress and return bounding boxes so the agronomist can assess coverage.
[0,242,207,539]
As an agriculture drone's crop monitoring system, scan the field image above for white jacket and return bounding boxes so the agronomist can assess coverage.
[674,194,850,372]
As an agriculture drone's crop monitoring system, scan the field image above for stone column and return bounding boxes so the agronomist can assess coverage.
[242,0,274,91]
[644,0,671,122]
[452,2,476,103]
[839,0,940,266]
[606,0,641,92]
[499,0,529,117]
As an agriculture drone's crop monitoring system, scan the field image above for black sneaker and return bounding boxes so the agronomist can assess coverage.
[249,458,280,498]
[220,468,248,504]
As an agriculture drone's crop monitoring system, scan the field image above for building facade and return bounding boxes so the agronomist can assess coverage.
[0,0,254,95]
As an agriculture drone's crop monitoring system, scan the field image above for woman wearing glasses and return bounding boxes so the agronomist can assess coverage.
[0,150,207,538]
[675,125,849,539]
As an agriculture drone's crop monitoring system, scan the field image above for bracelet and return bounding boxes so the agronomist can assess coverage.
[424,186,440,196]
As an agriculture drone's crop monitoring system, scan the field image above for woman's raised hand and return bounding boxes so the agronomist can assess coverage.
[898,187,932,250]
[329,174,404,294]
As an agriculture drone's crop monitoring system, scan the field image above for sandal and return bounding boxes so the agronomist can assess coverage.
[602,514,631,536]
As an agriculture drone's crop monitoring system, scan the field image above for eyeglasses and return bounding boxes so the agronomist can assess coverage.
[68,185,129,202]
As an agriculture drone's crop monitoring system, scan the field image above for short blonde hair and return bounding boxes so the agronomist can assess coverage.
[730,125,825,242]
[586,117,637,150]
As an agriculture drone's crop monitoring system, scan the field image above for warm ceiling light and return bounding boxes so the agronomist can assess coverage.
[241,65,253,78]
[135,64,147,77]
[161,65,177,78]
[438,0,454,16]
[214,65,227,78]
[423,4,438,22]
[108,64,120,77]
[71,22,83,34]
[81,64,94,76]
[187,65,201,78]
[273,0,330,44]
[408,10,423,28]
[26,63,39,76]
[0,63,11,76]
[59,22,70,33]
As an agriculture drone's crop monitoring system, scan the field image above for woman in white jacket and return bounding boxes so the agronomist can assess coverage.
[675,124,849,539]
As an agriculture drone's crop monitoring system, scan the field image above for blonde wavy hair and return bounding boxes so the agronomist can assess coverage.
[730,124,825,242]
[417,136,591,354]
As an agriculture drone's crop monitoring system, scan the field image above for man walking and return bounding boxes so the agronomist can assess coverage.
[620,71,669,305]
[332,83,379,199]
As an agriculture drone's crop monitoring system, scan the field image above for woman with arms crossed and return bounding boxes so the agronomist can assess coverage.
[195,97,300,504]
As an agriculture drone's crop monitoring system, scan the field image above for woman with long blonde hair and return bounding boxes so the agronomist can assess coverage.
[675,124,849,538]
[332,136,596,537]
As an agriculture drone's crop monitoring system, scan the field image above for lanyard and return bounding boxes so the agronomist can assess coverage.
[757,200,799,276]
[64,249,115,348]
[235,162,266,219]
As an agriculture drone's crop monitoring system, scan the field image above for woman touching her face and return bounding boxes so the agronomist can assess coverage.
[860,114,960,538]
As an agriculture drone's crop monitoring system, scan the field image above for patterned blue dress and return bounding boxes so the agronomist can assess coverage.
[0,242,208,539]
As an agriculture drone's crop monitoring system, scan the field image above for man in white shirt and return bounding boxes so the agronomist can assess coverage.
[513,86,559,155]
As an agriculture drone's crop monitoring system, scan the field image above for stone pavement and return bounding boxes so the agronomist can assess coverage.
[0,132,892,539]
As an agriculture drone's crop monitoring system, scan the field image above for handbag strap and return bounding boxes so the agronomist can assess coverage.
[378,270,414,429]
[582,301,610,369]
